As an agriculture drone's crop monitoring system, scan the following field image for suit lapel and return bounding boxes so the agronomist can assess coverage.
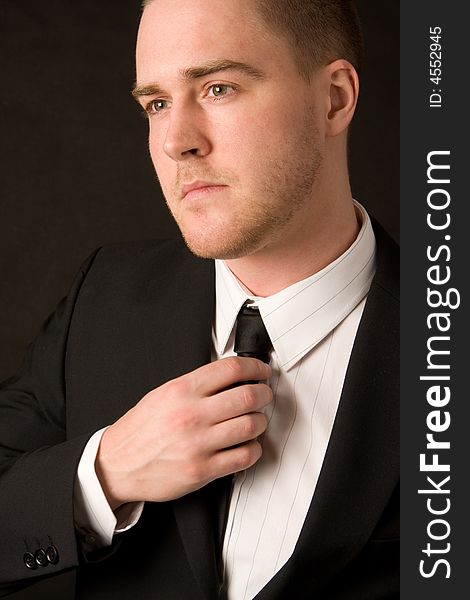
[143,241,215,390]
[143,241,227,600]
[255,223,399,598]
[173,477,232,600]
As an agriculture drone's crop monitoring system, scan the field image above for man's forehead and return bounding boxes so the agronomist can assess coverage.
[136,0,286,85]
[138,0,260,38]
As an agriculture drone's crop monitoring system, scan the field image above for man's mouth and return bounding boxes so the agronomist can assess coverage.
[181,180,228,201]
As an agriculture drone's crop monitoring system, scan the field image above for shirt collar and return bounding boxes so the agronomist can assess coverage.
[214,201,376,370]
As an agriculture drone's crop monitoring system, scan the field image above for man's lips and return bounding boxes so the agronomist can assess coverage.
[181,180,228,200]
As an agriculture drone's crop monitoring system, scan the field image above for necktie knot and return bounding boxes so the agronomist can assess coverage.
[234,303,272,365]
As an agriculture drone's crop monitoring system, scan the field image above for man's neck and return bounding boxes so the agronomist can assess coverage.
[225,199,360,297]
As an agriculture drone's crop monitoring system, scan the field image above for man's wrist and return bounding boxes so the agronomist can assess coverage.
[74,427,144,548]
[94,425,129,511]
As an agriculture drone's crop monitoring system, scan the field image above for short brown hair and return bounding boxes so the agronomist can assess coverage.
[254,0,363,78]
[141,0,364,79]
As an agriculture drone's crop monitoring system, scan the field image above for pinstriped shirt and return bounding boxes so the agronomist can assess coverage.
[216,201,376,600]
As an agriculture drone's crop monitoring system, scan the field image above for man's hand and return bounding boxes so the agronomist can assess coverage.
[95,357,272,510]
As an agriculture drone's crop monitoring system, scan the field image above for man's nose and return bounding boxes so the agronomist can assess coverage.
[162,101,211,161]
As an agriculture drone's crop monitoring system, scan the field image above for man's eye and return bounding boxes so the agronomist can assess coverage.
[207,84,235,98]
[146,99,168,114]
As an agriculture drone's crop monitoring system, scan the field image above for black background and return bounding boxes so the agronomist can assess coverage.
[0,1,399,382]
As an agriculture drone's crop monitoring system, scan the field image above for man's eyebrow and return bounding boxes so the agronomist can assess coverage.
[132,59,265,100]
[132,83,166,100]
[180,59,265,81]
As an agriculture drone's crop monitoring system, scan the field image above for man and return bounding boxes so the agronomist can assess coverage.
[0,1,399,598]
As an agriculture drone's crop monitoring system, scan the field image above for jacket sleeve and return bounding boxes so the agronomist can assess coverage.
[0,249,101,595]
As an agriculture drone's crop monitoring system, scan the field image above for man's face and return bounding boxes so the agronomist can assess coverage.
[136,0,325,259]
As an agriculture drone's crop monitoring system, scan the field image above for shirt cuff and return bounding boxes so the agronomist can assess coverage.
[74,427,144,550]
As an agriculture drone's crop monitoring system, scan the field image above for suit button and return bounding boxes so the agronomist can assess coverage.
[23,552,37,570]
[35,548,48,567]
[46,545,59,565]
[85,534,96,545]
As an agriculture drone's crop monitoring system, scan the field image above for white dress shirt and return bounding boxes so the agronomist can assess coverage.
[216,202,376,599]
[74,201,376,600]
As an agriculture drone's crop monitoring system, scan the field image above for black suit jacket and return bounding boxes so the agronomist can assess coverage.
[0,222,399,599]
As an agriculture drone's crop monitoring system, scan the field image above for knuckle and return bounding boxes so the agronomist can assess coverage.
[235,442,261,470]
[258,412,268,431]
[263,384,274,403]
[170,407,199,431]
[252,440,263,459]
[240,415,257,438]
[165,377,190,399]
[257,359,266,377]
[235,446,251,470]
[224,356,243,378]
[184,460,205,485]
[242,386,257,411]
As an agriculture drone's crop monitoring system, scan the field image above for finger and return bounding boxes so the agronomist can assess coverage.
[207,412,268,452]
[210,440,263,478]
[189,356,271,396]
[206,383,272,424]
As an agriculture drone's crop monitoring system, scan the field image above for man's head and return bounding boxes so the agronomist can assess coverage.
[134,0,361,260]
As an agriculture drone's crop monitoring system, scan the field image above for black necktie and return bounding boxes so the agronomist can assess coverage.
[234,303,272,383]
[216,303,273,587]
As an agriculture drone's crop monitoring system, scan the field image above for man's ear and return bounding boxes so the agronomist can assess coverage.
[324,59,359,137]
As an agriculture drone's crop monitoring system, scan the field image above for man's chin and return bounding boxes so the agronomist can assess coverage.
[180,231,260,261]
[182,240,247,261]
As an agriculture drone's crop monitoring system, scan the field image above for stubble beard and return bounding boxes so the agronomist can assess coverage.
[161,119,323,260]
